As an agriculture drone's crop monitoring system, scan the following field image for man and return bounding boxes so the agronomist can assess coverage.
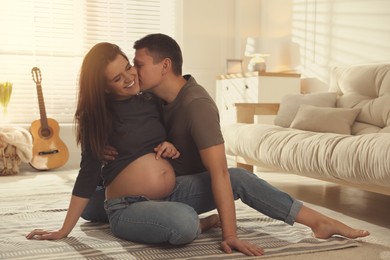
[86,33,369,256]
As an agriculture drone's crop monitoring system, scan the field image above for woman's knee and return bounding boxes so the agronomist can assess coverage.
[110,201,200,245]
[165,202,200,245]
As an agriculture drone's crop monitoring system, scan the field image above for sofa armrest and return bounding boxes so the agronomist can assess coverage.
[234,103,280,124]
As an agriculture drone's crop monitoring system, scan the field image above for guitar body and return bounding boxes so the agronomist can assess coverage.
[30,67,69,171]
[30,118,69,170]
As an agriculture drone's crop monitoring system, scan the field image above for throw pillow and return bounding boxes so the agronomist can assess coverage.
[290,104,361,135]
[274,92,338,128]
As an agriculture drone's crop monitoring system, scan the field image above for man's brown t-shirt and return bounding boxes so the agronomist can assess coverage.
[163,75,224,176]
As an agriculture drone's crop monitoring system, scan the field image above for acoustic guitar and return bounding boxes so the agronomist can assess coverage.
[29,67,69,170]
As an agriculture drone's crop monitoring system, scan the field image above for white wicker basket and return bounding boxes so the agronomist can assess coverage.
[0,143,21,176]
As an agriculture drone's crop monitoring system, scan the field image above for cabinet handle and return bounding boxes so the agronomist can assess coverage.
[225,86,229,91]
[244,84,249,89]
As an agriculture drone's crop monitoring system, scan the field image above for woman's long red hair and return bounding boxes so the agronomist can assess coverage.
[75,43,128,160]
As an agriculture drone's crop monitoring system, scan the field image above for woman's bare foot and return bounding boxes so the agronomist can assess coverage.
[296,205,370,239]
[200,214,221,233]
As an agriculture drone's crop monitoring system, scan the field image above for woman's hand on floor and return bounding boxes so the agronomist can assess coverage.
[26,229,68,240]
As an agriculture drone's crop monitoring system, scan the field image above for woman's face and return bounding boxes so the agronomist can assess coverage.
[104,54,141,100]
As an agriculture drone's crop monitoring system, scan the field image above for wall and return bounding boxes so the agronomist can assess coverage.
[180,0,390,95]
[179,0,295,97]
[59,125,80,169]
[179,0,235,99]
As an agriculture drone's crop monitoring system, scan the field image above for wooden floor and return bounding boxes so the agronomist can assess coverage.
[254,171,390,246]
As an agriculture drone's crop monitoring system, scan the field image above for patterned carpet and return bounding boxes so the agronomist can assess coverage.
[0,169,360,259]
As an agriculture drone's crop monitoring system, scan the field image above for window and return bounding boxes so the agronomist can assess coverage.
[292,0,390,82]
[0,0,177,124]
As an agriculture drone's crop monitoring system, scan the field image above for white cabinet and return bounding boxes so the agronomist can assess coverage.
[216,75,258,127]
[216,72,301,127]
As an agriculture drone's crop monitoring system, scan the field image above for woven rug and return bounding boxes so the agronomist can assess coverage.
[0,170,361,259]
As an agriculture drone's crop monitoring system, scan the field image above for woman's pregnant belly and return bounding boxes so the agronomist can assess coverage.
[106,153,176,200]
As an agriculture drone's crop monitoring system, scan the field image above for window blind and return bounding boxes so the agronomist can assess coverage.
[0,0,176,124]
[292,0,390,82]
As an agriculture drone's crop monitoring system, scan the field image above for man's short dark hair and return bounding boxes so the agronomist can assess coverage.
[134,33,183,75]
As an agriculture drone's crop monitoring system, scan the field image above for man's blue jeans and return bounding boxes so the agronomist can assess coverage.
[83,167,303,244]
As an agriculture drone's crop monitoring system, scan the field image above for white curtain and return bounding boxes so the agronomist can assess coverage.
[0,0,176,124]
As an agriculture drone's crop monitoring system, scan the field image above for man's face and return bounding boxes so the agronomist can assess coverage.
[133,48,163,92]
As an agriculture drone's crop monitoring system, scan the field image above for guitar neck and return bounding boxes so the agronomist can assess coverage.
[36,82,49,130]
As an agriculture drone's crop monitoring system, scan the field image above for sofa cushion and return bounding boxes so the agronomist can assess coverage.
[329,63,390,134]
[222,123,390,190]
[274,92,338,128]
[290,104,360,135]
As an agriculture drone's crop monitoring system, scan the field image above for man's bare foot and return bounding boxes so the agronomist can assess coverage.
[200,214,221,233]
[312,218,370,239]
[296,205,370,239]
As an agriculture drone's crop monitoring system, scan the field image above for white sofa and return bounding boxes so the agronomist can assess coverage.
[222,63,390,195]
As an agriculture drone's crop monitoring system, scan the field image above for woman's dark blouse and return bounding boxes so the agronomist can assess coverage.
[72,93,166,198]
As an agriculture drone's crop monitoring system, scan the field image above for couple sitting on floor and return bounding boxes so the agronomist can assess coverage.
[26,33,369,257]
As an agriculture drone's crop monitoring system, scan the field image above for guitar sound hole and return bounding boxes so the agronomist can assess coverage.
[40,128,52,138]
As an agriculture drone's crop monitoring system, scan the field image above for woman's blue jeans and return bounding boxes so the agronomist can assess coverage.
[105,197,201,245]
[83,167,303,245]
